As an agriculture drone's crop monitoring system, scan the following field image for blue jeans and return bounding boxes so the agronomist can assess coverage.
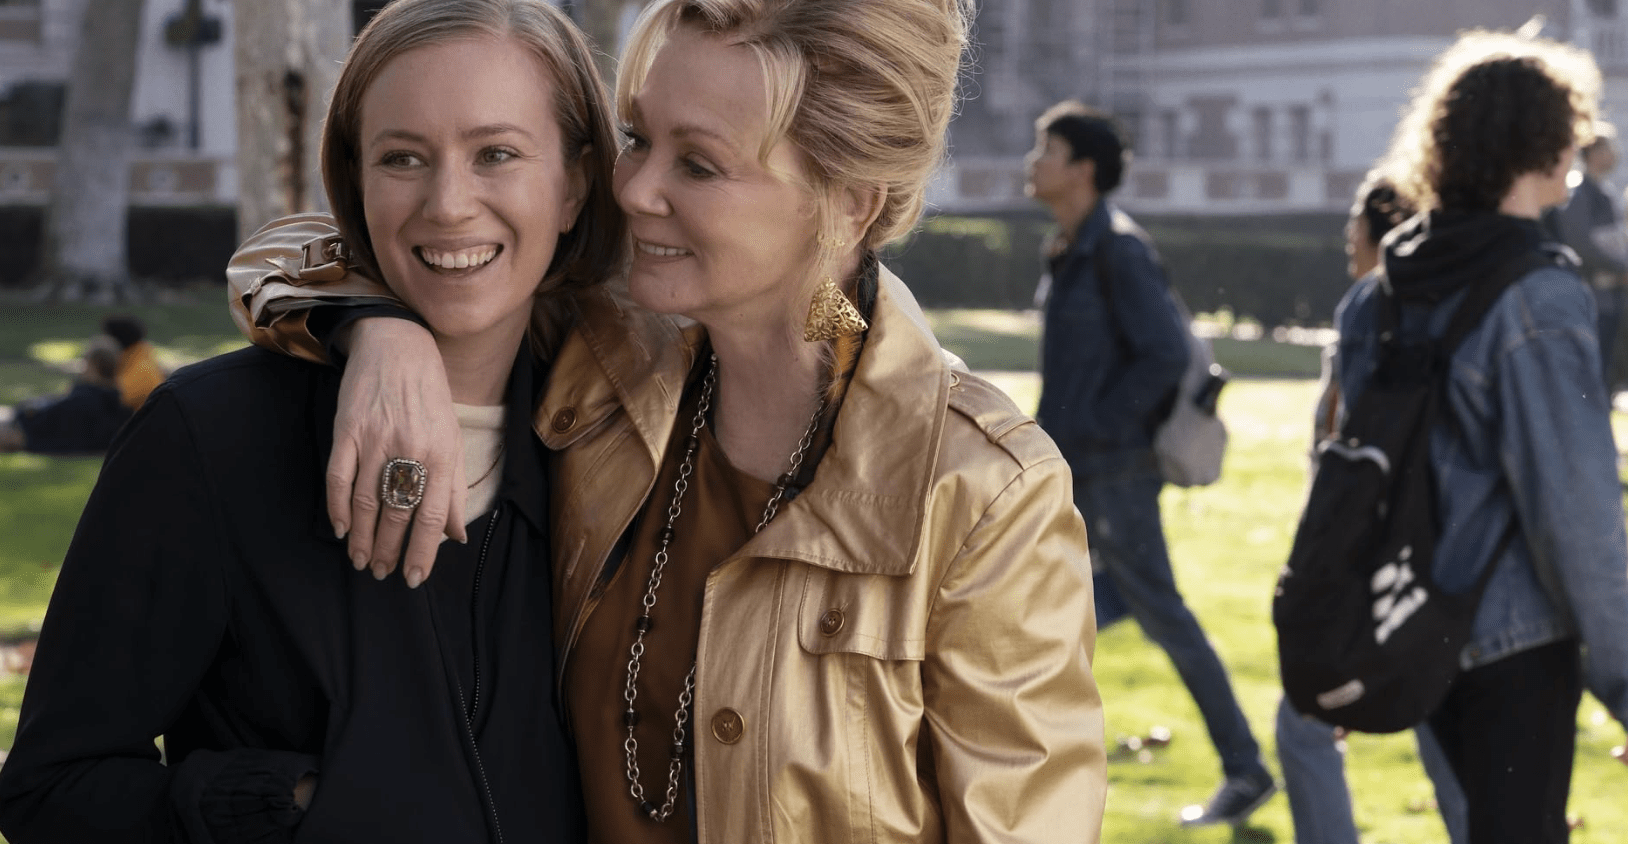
[1275,697,1467,844]
[1076,450,1266,781]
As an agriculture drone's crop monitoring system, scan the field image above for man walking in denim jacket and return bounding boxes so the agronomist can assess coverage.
[1334,31,1628,843]
[1025,101,1277,827]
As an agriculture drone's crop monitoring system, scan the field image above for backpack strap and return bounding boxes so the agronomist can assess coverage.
[1377,245,1567,355]
[1438,245,1570,354]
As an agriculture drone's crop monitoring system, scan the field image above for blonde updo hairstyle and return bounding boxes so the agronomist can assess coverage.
[616,0,971,318]
[321,0,625,335]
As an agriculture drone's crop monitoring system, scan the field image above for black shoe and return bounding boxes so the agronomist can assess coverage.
[1177,772,1278,828]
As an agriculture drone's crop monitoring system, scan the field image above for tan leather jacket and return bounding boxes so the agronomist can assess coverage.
[228,215,1107,843]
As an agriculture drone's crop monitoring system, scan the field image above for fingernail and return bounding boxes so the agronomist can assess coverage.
[406,568,425,589]
[334,523,348,540]
[351,551,367,571]
[372,563,388,582]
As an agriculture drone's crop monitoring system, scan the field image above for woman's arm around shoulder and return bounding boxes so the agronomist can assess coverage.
[228,213,410,365]
[922,385,1107,843]
[226,213,467,571]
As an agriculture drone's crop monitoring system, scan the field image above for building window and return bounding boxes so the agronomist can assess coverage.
[1289,105,1311,163]
[1161,110,1180,160]
[1252,107,1273,162]
[1262,0,1282,18]
[1299,0,1320,15]
[1117,108,1143,154]
[1165,0,1190,26]
[0,0,42,46]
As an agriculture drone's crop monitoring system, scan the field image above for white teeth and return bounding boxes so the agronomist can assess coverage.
[637,240,690,257]
[419,246,497,270]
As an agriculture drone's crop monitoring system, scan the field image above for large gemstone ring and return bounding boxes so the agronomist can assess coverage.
[381,458,428,510]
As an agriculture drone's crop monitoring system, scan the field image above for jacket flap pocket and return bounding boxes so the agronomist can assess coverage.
[796,568,925,661]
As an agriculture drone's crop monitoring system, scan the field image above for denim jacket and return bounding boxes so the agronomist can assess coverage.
[1036,201,1189,468]
[1334,267,1628,726]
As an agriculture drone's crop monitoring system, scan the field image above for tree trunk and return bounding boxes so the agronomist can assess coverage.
[36,0,147,303]
[234,0,349,243]
[579,0,648,83]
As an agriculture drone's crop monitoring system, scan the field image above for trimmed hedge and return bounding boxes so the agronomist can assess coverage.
[883,211,1352,328]
[2,204,1353,327]
[1,205,239,288]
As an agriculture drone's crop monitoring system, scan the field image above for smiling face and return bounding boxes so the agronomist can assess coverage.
[358,34,586,349]
[613,24,820,332]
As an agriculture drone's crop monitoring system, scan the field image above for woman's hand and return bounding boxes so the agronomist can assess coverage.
[292,773,317,810]
[331,318,465,586]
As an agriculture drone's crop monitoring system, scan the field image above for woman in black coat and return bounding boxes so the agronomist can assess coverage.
[0,1,623,840]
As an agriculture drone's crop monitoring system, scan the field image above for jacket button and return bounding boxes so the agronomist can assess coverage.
[551,407,577,433]
[818,609,845,636]
[710,708,744,744]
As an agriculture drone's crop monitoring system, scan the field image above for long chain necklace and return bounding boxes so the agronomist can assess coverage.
[621,353,824,822]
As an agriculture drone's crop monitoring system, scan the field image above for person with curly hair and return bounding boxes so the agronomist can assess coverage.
[1332,29,1628,843]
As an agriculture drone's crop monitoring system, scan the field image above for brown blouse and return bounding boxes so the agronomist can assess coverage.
[566,377,778,844]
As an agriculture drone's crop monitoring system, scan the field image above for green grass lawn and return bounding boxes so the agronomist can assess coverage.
[0,303,1622,841]
[922,308,1325,379]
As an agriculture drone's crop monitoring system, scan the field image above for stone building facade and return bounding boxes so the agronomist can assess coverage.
[6,0,1627,217]
[939,0,1627,216]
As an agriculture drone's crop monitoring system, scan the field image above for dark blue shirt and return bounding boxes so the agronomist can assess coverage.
[1036,201,1189,467]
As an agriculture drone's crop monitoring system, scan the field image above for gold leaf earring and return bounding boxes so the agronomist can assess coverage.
[803,278,868,342]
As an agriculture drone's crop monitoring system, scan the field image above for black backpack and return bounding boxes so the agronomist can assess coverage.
[1273,246,1561,734]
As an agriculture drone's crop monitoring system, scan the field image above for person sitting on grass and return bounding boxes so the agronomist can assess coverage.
[0,335,131,455]
[100,315,166,410]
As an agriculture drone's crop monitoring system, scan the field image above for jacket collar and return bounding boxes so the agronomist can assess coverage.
[732,265,947,577]
[536,284,696,466]
[540,269,948,578]
[1062,199,1113,263]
